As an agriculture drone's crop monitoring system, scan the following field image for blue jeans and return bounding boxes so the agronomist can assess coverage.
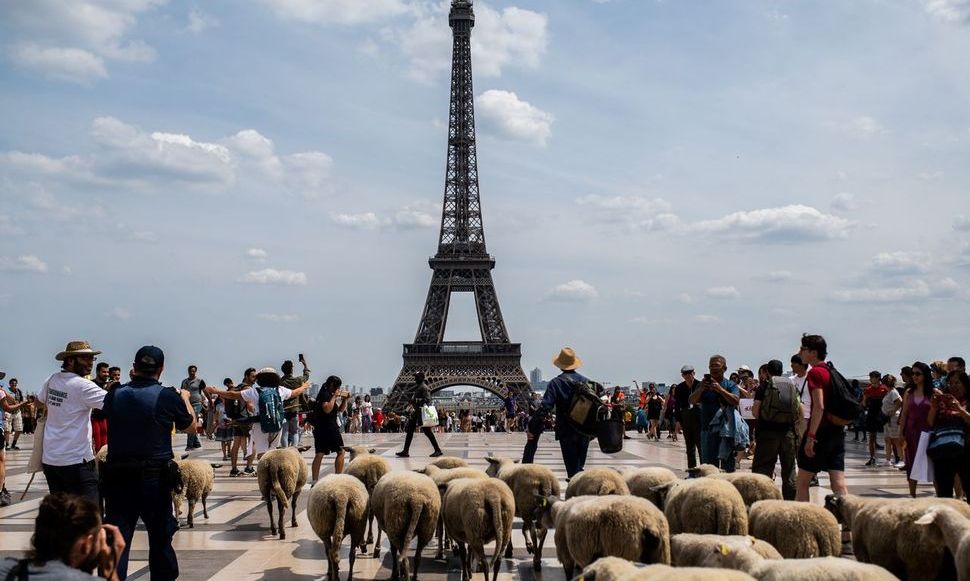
[279,415,300,448]
[700,428,736,472]
[185,403,202,449]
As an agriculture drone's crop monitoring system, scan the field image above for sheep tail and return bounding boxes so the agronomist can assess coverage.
[489,493,506,561]
[714,502,730,534]
[332,495,348,553]
[401,499,422,551]
[272,465,289,509]
[639,526,662,564]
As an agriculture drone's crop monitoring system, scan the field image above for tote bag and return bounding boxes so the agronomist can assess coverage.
[910,431,935,484]
[420,405,439,428]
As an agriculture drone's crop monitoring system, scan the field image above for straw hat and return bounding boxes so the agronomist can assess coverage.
[552,347,582,371]
[255,367,282,387]
[55,340,102,361]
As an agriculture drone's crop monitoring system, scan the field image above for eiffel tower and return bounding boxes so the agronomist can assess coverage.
[385,0,532,413]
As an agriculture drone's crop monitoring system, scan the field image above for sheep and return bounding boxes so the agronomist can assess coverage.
[573,558,756,581]
[171,458,214,529]
[342,446,391,556]
[535,494,670,579]
[484,456,561,571]
[748,499,841,558]
[686,464,721,477]
[564,467,630,499]
[426,456,468,470]
[916,505,970,581]
[307,474,369,581]
[653,478,747,535]
[670,533,781,567]
[422,464,489,560]
[371,470,441,581]
[256,447,308,540]
[440,477,515,581]
[826,493,970,581]
[709,473,782,508]
[622,467,678,508]
[711,542,897,581]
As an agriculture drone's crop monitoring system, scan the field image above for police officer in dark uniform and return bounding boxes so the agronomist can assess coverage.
[102,346,195,580]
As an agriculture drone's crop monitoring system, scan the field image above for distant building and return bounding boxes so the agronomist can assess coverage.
[370,387,384,396]
[529,367,542,387]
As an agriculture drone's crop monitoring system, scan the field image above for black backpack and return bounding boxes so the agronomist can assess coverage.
[823,362,864,426]
[224,397,243,420]
[566,379,605,438]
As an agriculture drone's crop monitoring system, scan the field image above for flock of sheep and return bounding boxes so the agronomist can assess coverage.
[165,448,970,581]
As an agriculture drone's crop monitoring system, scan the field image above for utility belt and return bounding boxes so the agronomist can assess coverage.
[101,458,180,493]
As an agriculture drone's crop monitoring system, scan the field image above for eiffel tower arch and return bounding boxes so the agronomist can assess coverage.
[385,0,532,412]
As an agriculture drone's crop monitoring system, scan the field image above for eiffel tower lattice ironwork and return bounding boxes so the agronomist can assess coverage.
[385,0,531,413]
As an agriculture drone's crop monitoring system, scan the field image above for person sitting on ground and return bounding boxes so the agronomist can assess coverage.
[0,492,125,580]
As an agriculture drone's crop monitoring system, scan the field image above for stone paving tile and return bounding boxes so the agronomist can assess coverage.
[0,431,933,579]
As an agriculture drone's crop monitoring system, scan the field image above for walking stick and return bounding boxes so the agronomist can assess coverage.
[20,472,36,501]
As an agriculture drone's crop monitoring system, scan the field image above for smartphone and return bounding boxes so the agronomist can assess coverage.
[298,353,305,361]
[703,373,712,381]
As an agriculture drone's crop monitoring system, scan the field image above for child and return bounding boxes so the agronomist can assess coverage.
[214,398,232,460]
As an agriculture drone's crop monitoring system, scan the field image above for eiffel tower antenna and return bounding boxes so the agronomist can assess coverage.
[385,0,532,411]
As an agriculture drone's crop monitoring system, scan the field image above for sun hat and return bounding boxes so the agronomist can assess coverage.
[55,340,102,361]
[552,347,583,371]
[255,367,282,387]
[680,365,694,373]
[738,364,751,372]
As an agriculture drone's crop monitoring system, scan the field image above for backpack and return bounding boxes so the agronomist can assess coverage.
[224,396,243,420]
[822,362,864,426]
[566,379,605,438]
[257,387,284,433]
[758,376,801,425]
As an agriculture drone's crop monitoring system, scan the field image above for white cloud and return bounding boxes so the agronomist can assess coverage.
[830,192,856,213]
[853,116,888,136]
[241,268,307,286]
[9,45,107,84]
[186,9,219,33]
[394,206,438,230]
[107,307,131,320]
[763,270,793,282]
[693,204,855,243]
[706,286,741,299]
[546,279,599,302]
[330,212,386,230]
[676,293,693,304]
[247,248,269,260]
[923,0,970,24]
[2,0,163,82]
[259,0,408,25]
[694,314,722,324]
[576,195,679,231]
[0,255,49,273]
[954,215,970,231]
[831,278,959,303]
[259,313,300,322]
[871,251,930,275]
[477,90,553,146]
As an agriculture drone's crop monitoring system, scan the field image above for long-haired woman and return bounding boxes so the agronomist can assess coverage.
[899,361,940,497]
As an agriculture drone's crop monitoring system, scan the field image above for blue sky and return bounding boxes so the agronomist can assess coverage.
[2,0,970,391]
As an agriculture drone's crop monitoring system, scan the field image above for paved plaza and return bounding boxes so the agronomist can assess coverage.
[0,430,934,580]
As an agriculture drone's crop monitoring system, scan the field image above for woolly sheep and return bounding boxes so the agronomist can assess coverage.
[748,499,841,558]
[712,542,897,581]
[172,458,214,529]
[343,446,391,556]
[670,533,782,567]
[826,493,970,581]
[573,558,756,581]
[623,467,678,508]
[427,456,468,470]
[371,471,441,581]
[564,467,630,499]
[709,473,782,508]
[422,464,489,560]
[307,474,369,581]
[536,494,670,579]
[256,447,308,540]
[686,464,721,478]
[441,477,515,581]
[916,505,970,581]
[654,478,747,535]
[484,456,561,571]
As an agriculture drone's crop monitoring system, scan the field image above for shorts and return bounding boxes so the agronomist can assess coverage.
[215,426,232,442]
[797,423,846,474]
[232,422,252,438]
[313,426,344,455]
[249,428,280,456]
[6,411,22,432]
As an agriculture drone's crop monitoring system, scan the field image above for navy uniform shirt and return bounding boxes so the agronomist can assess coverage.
[103,377,193,464]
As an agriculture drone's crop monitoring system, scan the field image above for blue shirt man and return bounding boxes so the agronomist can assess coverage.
[103,346,195,581]
[690,354,741,472]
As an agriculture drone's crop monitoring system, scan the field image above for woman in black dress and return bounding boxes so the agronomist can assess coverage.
[395,372,443,457]
[311,375,350,483]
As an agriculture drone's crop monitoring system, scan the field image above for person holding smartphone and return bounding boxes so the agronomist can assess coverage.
[310,375,350,483]
[689,355,741,471]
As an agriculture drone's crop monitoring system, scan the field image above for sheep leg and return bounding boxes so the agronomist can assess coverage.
[348,533,358,581]
[490,543,502,581]
[323,539,336,581]
[188,499,196,529]
[503,534,512,558]
[290,488,300,528]
[522,518,536,555]
[435,515,445,560]
[389,544,399,581]
[267,497,277,536]
[372,524,383,559]
[202,492,209,519]
[277,497,286,540]
[533,526,548,571]
[365,508,374,545]
[411,541,426,581]
[456,542,469,581]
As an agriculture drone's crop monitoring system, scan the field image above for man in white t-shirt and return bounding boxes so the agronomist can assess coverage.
[207,367,309,460]
[790,354,812,426]
[38,340,107,505]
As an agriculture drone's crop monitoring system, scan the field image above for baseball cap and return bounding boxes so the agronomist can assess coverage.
[133,345,165,372]
[680,365,694,374]
[738,364,751,372]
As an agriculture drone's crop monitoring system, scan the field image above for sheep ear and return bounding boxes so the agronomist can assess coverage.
[368,448,376,454]
[484,457,498,464]
[342,446,353,453]
[513,459,520,464]
[915,510,936,526]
